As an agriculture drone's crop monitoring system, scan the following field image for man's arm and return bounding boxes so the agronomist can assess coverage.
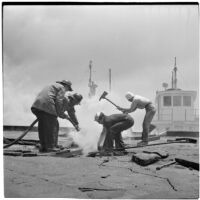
[67,107,79,125]
[55,88,68,118]
[118,101,137,114]
[97,127,107,150]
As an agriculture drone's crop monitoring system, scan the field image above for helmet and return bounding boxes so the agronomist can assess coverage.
[72,93,83,105]
[56,80,73,91]
[125,91,134,100]
[94,112,104,122]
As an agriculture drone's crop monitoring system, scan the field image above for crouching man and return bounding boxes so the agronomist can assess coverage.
[94,112,134,152]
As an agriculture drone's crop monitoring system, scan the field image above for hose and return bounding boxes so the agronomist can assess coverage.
[4,119,38,149]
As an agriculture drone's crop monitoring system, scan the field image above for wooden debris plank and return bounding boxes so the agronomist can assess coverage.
[175,158,199,171]
[129,135,160,141]
[4,151,22,156]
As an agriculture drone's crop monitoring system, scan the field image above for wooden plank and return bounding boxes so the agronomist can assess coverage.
[4,151,22,156]
[175,158,199,171]
[37,148,83,158]
[131,135,160,141]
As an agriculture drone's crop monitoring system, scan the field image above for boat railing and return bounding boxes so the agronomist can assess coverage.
[155,108,199,121]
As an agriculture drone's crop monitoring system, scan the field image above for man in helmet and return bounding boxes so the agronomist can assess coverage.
[31,80,74,152]
[52,92,83,148]
[94,112,134,152]
[117,92,156,146]
[63,93,83,131]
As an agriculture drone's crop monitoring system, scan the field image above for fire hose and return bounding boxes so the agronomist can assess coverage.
[4,119,39,149]
[4,115,79,149]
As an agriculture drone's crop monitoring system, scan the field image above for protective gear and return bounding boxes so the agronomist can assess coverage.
[125,92,134,100]
[56,80,73,91]
[72,93,83,105]
[94,112,104,122]
[65,114,70,120]
[74,124,80,131]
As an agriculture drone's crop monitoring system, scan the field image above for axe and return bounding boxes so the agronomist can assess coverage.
[99,91,119,109]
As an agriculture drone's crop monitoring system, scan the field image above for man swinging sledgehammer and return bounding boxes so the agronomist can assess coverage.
[117,92,156,146]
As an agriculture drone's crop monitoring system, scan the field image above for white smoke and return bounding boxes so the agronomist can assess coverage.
[67,93,142,154]
[68,96,108,154]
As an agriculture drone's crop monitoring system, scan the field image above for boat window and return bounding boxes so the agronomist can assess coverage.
[183,96,191,106]
[173,96,181,106]
[163,96,171,106]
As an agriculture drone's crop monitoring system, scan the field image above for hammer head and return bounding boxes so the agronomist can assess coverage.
[99,91,108,101]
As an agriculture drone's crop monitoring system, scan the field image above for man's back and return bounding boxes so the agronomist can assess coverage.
[103,114,133,128]
[32,83,65,116]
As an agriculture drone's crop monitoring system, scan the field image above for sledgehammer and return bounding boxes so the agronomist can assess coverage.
[99,91,119,108]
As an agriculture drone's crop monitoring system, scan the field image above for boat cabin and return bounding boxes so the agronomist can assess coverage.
[153,58,199,133]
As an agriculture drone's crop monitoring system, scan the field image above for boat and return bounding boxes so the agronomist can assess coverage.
[152,58,199,137]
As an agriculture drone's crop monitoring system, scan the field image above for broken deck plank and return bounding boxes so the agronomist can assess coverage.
[175,158,199,171]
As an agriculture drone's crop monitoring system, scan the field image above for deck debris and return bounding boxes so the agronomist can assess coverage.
[175,158,199,171]
[156,161,177,170]
[98,158,109,166]
[78,187,120,192]
[131,151,168,166]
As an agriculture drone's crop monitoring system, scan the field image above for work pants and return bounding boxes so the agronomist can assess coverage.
[103,116,134,150]
[31,108,59,151]
[142,104,156,142]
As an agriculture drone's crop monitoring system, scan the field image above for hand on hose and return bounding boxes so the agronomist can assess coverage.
[65,115,70,120]
[74,124,80,131]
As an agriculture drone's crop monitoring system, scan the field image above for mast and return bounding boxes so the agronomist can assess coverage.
[174,57,177,89]
[88,60,98,98]
[109,68,111,92]
[89,60,92,85]
[171,57,178,89]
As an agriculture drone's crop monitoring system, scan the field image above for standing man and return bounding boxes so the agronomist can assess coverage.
[117,92,156,146]
[31,80,73,152]
[94,112,134,152]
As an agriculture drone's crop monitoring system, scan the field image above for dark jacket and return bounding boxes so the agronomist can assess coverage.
[62,97,79,125]
[102,114,133,128]
[31,83,67,118]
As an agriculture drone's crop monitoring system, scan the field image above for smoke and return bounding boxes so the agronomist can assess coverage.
[68,96,110,154]
[67,92,143,154]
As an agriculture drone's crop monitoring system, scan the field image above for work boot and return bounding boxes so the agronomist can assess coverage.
[56,144,64,150]
[114,150,128,156]
[137,141,148,147]
[39,146,48,153]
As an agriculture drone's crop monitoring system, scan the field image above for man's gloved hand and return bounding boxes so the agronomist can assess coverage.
[65,115,70,120]
[97,145,102,151]
[117,106,126,113]
[116,106,122,111]
[74,124,80,131]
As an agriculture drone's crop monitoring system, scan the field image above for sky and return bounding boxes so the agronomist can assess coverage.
[2,4,199,131]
